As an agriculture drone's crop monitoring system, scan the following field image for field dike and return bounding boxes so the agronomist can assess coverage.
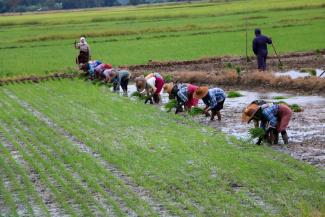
[3,89,172,217]
[1,51,324,95]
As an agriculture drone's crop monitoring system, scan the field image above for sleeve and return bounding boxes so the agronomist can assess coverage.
[209,91,218,109]
[177,88,188,103]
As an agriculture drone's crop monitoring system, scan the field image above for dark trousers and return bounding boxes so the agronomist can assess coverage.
[257,54,267,71]
[113,76,129,92]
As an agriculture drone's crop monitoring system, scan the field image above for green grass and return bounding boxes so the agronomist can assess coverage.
[0,0,325,77]
[272,96,288,100]
[0,79,323,216]
[227,91,243,98]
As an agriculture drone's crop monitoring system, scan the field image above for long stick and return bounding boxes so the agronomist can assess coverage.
[245,16,248,62]
[319,70,325,78]
[271,43,282,66]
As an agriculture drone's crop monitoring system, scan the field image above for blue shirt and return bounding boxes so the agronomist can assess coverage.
[177,84,188,103]
[260,104,279,129]
[202,88,226,109]
[112,70,130,84]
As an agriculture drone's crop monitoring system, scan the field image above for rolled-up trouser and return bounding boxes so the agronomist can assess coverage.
[257,54,267,71]
[277,104,293,132]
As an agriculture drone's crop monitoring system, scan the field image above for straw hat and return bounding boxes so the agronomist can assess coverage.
[242,103,260,123]
[193,86,209,99]
[163,82,174,94]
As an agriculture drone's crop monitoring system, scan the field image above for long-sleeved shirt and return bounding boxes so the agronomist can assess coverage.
[260,104,279,129]
[252,35,272,55]
[202,88,226,109]
[112,70,130,84]
[176,84,188,103]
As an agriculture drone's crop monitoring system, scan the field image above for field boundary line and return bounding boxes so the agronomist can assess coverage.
[4,89,173,217]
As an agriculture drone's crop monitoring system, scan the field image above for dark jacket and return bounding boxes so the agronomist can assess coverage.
[253,35,272,56]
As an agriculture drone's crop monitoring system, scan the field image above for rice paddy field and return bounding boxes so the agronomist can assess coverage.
[0,79,324,216]
[1,0,325,216]
[0,0,324,77]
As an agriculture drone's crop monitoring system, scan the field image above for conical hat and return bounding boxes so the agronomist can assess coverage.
[193,86,209,99]
[242,103,260,123]
[163,82,174,94]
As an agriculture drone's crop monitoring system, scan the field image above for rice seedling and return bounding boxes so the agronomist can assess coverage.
[164,99,177,112]
[272,96,288,100]
[131,91,147,100]
[188,107,204,116]
[248,128,265,139]
[227,91,243,98]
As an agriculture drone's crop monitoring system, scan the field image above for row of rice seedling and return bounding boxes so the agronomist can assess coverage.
[3,80,324,216]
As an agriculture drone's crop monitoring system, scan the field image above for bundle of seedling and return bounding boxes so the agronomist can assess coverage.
[188,107,205,116]
[131,91,147,100]
[275,101,303,112]
[164,99,177,112]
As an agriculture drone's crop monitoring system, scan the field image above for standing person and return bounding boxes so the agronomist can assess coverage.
[163,82,199,113]
[193,86,226,121]
[242,103,292,145]
[252,29,272,71]
[75,37,91,66]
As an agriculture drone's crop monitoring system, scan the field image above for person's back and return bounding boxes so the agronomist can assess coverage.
[253,35,272,56]
[252,28,272,71]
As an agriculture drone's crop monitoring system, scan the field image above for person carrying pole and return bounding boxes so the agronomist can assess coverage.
[252,29,272,71]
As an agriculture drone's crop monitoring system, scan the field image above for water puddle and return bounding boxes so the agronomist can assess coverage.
[274,69,324,79]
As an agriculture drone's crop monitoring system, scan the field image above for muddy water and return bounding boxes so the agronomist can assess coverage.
[121,85,325,167]
[274,69,325,79]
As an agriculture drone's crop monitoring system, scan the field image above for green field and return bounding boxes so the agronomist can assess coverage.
[0,79,324,216]
[0,0,325,77]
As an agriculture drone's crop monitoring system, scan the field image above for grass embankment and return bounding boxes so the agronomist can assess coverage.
[0,0,325,77]
[0,79,324,216]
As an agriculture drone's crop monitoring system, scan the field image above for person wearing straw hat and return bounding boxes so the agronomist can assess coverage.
[242,103,292,145]
[164,82,199,113]
[193,86,226,121]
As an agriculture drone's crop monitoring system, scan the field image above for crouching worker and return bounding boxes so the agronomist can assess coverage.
[81,60,102,79]
[104,69,131,93]
[193,86,226,121]
[163,82,199,113]
[135,73,164,104]
[94,63,112,79]
[242,103,292,145]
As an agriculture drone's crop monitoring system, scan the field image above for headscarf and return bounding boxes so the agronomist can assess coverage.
[80,37,87,45]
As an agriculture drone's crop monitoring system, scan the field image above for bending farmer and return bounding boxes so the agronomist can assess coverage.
[193,86,226,121]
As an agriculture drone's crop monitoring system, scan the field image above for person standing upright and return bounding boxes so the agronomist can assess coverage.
[75,37,91,66]
[252,29,272,71]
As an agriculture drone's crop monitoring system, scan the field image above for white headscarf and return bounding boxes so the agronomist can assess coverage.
[80,37,87,45]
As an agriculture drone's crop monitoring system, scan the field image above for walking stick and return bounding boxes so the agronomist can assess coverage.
[271,43,282,66]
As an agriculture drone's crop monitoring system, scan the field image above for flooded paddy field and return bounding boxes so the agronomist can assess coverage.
[124,85,325,167]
